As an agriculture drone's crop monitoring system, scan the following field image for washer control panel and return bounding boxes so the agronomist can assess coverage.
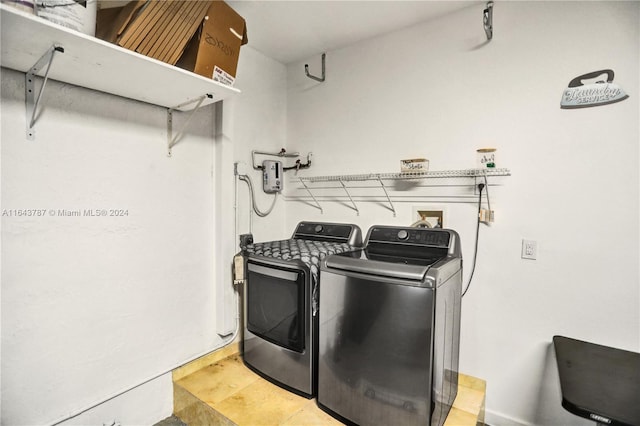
[368,226,451,248]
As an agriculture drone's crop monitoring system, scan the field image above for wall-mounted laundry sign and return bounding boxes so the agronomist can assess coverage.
[560,69,629,109]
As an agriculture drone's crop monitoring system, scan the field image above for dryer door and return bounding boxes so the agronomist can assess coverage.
[246,260,306,353]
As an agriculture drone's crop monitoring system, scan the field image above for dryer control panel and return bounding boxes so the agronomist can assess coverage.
[293,221,363,246]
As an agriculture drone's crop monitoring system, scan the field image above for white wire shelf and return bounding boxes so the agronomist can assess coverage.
[295,168,511,183]
[288,168,511,216]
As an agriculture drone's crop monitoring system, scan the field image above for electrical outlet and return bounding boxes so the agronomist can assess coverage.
[239,233,253,247]
[521,239,537,260]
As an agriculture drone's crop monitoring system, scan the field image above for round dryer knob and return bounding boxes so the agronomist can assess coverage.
[315,225,323,233]
[397,230,409,240]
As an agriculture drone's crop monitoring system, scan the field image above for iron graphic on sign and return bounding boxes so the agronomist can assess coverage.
[560,69,629,109]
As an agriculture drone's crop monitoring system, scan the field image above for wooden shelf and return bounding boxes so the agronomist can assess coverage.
[0,5,240,111]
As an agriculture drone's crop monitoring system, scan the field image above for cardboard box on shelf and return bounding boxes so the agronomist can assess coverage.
[151,2,204,63]
[96,0,213,66]
[96,1,146,45]
[176,1,248,85]
[96,0,247,85]
[121,1,175,52]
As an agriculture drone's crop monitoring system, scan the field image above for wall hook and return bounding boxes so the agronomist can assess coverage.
[304,53,326,82]
[483,1,494,41]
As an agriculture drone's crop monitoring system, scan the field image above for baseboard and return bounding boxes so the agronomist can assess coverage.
[484,408,535,426]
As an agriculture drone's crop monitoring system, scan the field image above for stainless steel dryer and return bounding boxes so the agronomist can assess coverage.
[241,222,362,398]
[317,225,462,426]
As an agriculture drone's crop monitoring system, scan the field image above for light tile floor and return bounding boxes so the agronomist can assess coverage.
[173,352,485,426]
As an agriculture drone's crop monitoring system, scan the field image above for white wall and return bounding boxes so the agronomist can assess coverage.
[231,47,289,244]
[219,46,288,332]
[2,2,636,425]
[0,38,288,424]
[0,67,225,425]
[284,2,639,425]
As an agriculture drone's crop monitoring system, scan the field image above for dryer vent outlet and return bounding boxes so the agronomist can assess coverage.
[412,208,444,228]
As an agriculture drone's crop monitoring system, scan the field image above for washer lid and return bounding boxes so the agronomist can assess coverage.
[324,251,438,282]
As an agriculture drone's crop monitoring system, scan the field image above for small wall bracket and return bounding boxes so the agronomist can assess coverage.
[483,1,494,41]
[26,44,64,140]
[251,150,312,172]
[304,53,326,82]
[167,94,212,157]
[252,149,301,169]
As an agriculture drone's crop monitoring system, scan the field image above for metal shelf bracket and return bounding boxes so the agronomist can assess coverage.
[305,53,326,82]
[167,93,212,157]
[377,176,396,217]
[339,179,359,216]
[26,44,64,140]
[483,1,494,41]
[299,178,323,213]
